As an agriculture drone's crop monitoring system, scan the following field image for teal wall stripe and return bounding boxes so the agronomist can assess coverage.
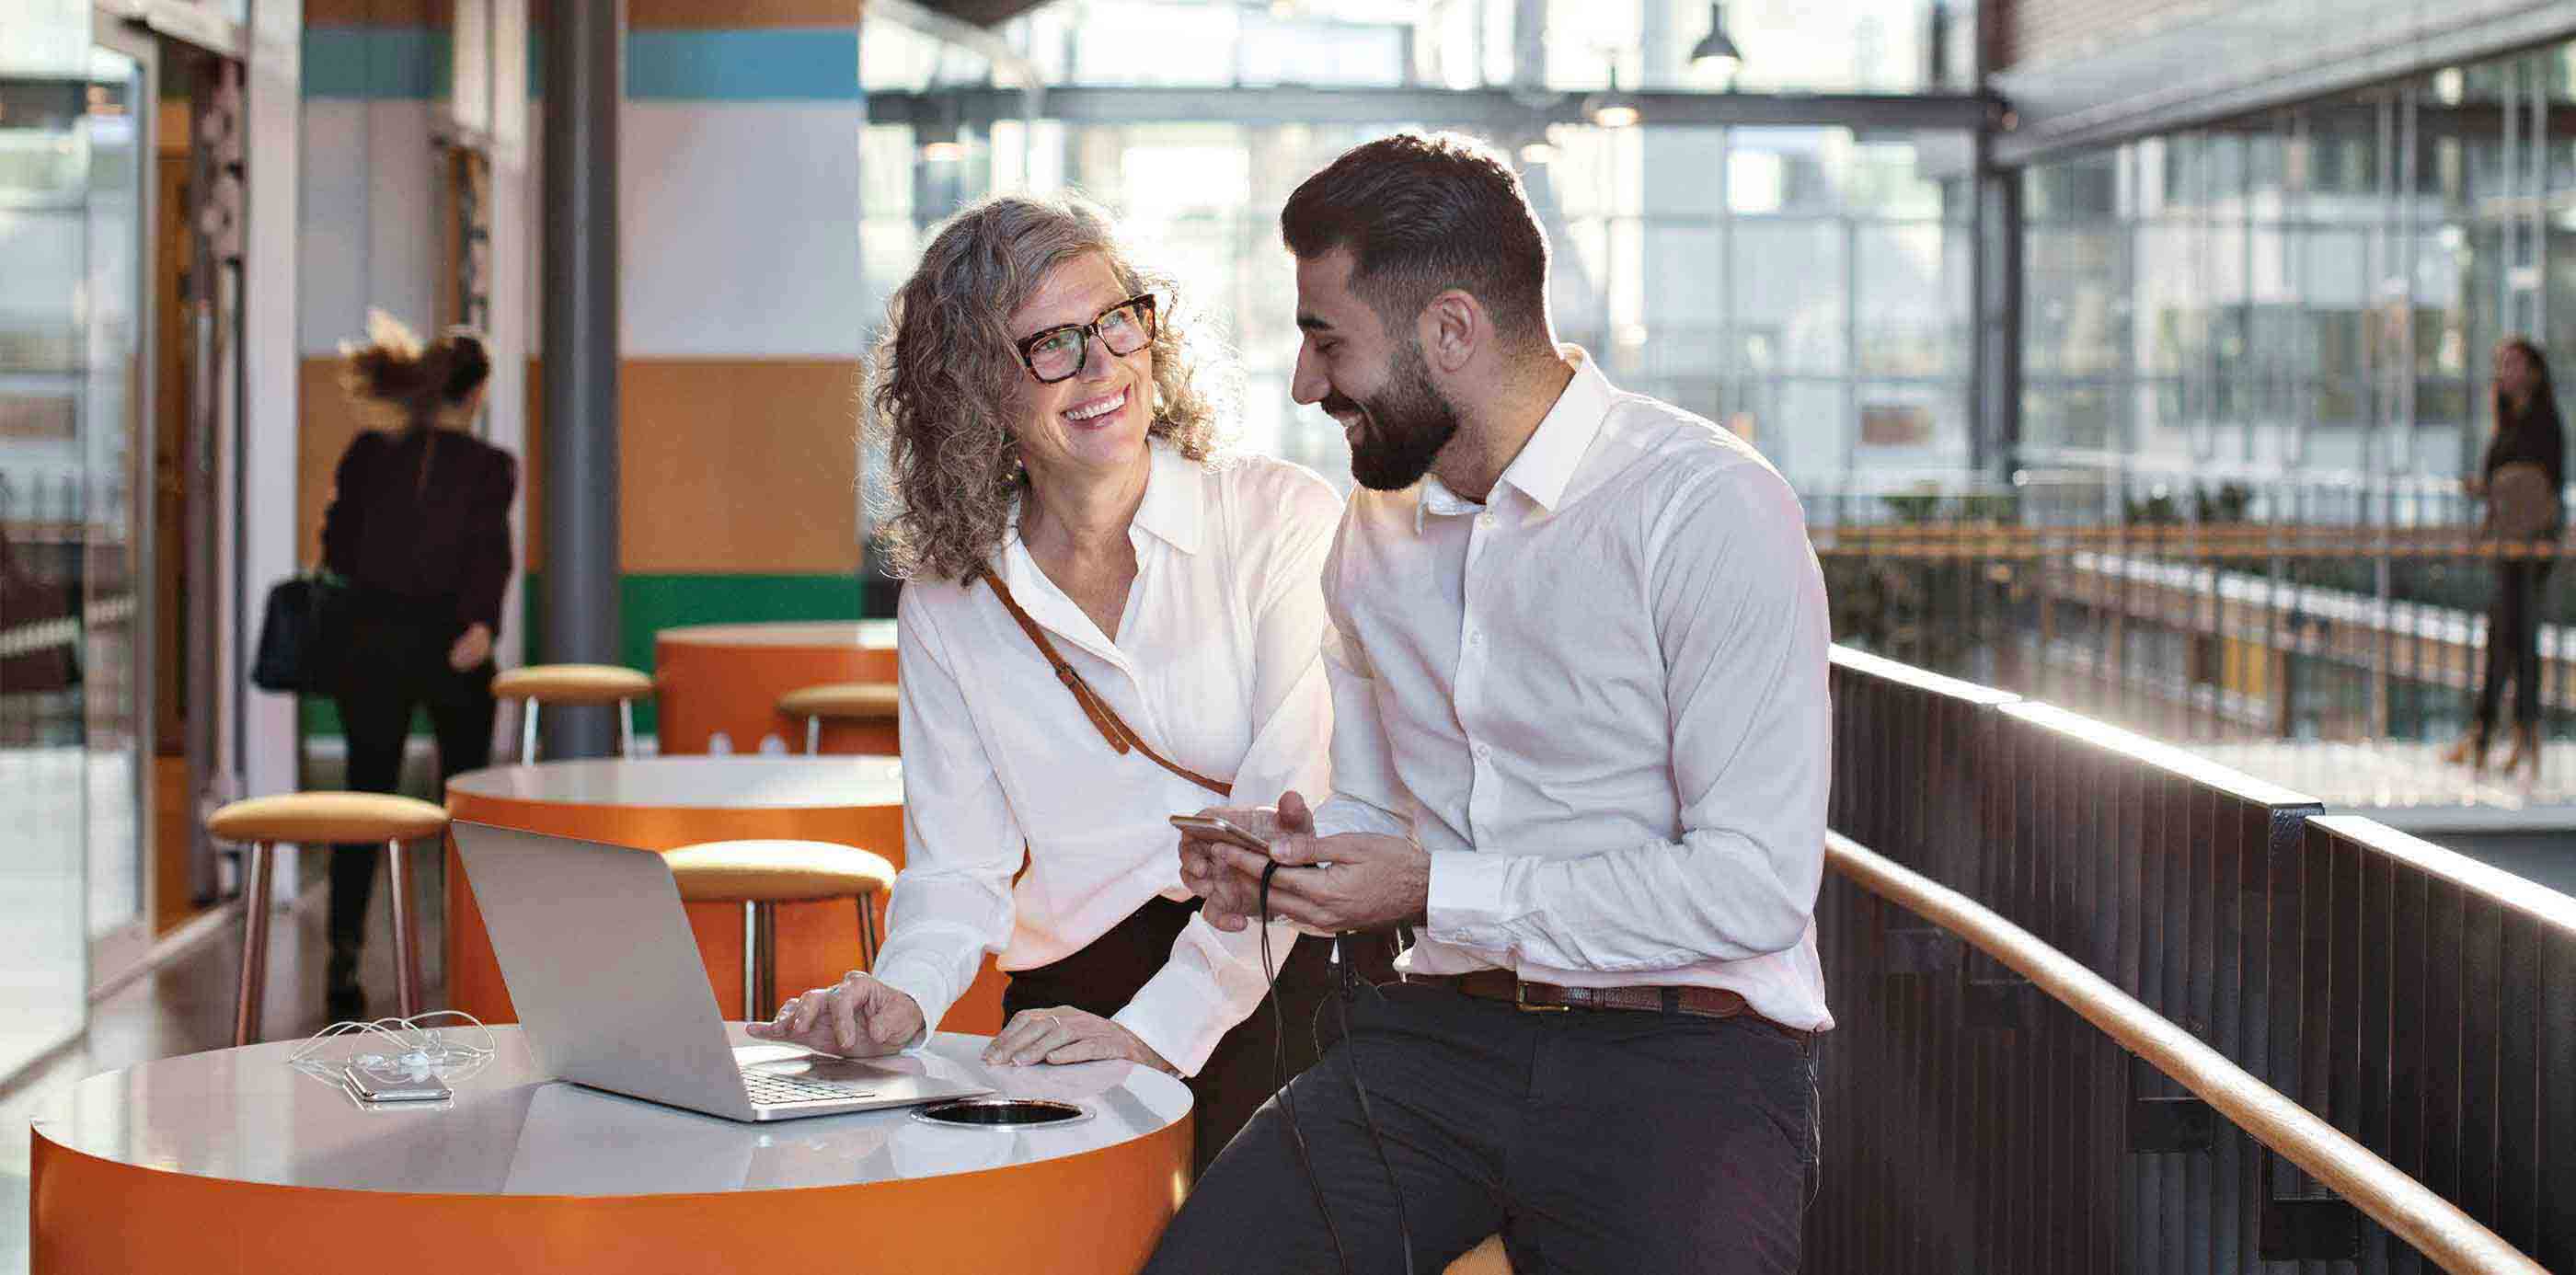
[625,29,860,101]
[301,28,451,100]
[303,28,857,101]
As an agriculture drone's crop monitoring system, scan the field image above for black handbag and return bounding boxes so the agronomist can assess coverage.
[251,572,349,693]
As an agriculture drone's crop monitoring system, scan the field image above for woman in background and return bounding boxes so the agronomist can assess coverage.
[2444,337,2565,778]
[319,312,515,1021]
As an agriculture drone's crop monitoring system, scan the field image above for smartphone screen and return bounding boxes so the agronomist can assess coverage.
[1168,813,1269,852]
[342,1063,454,1103]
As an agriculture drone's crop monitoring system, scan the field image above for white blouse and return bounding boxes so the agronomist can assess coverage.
[868,442,1341,1075]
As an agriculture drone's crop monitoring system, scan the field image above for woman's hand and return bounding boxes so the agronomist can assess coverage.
[746,971,927,1057]
[448,622,494,672]
[983,1005,1178,1074]
[1177,795,1306,912]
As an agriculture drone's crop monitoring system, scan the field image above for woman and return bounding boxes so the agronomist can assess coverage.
[319,312,515,1021]
[747,195,1376,1169]
[2444,336,2566,777]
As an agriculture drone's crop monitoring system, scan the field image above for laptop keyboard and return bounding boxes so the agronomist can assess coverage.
[741,1070,880,1107]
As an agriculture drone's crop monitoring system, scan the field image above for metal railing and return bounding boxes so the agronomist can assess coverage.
[1803,466,2576,745]
[1809,646,2576,1273]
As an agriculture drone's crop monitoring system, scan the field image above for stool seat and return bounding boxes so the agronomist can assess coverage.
[491,663,655,705]
[776,682,901,723]
[215,791,444,1045]
[207,792,450,844]
[665,840,896,903]
[666,840,896,1017]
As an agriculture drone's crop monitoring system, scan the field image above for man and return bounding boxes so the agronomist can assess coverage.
[1155,132,1833,1275]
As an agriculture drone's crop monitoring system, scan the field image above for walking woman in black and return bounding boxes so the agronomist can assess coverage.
[319,313,515,1020]
[2445,336,2566,778]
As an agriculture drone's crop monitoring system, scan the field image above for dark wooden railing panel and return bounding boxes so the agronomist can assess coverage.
[1823,830,2548,1275]
[1812,649,2572,1274]
[1818,649,2018,1273]
[2295,817,2576,1275]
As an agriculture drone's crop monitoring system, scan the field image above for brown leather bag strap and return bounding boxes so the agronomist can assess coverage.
[971,566,1233,798]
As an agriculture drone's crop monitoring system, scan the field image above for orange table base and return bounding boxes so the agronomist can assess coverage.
[444,787,1007,1035]
[656,632,898,756]
[31,1119,1189,1274]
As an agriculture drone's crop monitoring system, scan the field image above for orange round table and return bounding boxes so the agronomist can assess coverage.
[29,1028,1191,1272]
[445,756,1005,1034]
[655,620,900,755]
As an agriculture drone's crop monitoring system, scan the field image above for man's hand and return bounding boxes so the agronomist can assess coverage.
[1176,795,1306,908]
[1194,789,1430,935]
[448,622,494,672]
[744,970,926,1057]
[983,1006,1179,1074]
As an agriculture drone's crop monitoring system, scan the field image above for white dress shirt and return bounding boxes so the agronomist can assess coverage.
[869,442,1340,1075]
[1312,348,1835,1031]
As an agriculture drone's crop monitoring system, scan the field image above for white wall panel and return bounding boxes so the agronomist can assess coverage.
[618,102,866,359]
[297,100,439,354]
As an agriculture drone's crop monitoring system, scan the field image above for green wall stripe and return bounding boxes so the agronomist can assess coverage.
[299,572,880,740]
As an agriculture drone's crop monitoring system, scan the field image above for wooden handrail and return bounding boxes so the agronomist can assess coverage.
[1824,830,2549,1275]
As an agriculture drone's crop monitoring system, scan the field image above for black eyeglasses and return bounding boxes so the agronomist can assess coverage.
[1013,294,1157,385]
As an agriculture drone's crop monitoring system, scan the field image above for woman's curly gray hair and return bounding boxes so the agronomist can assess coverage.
[867,194,1231,582]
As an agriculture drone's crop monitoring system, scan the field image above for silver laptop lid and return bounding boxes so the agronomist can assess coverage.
[453,822,758,1120]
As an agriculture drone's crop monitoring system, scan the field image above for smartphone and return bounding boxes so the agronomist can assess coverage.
[1168,813,1270,852]
[342,1062,454,1103]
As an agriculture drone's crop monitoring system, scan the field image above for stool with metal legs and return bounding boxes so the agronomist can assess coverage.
[491,664,656,760]
[207,792,451,1046]
[776,681,901,755]
[661,839,898,1020]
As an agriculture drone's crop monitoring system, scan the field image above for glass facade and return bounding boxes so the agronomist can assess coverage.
[2014,39,2576,743]
[0,0,114,1085]
[2024,52,2576,499]
[974,0,1972,95]
[859,0,1980,500]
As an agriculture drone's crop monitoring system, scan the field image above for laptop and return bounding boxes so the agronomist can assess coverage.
[453,821,991,1121]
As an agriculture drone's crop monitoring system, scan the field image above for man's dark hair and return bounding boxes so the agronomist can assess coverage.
[1281,131,1551,348]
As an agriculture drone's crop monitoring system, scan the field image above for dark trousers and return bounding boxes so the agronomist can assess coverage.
[2475,559,2555,731]
[1147,982,1821,1275]
[328,609,496,952]
[1001,897,1394,1175]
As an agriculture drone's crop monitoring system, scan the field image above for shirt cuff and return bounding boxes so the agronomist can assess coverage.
[866,950,954,1052]
[1424,850,1515,949]
[1110,961,1235,1078]
[1312,793,1409,841]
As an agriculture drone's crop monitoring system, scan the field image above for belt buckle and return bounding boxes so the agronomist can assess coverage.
[1513,982,1570,1013]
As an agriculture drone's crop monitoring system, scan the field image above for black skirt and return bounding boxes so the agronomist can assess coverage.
[1000,896,1397,1174]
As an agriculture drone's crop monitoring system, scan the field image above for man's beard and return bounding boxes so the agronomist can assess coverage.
[1328,341,1462,492]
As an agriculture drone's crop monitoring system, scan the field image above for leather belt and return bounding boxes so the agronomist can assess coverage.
[1402,969,1811,1041]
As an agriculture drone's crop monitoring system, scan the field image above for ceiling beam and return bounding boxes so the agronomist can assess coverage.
[868,85,1997,132]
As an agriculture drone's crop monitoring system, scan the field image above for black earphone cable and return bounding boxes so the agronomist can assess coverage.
[1260,861,1351,1275]
[1322,939,1416,1275]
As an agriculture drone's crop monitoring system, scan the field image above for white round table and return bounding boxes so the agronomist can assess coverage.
[29,1028,1192,1272]
[443,756,1002,1036]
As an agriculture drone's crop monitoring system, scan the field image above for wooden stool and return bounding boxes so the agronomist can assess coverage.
[776,681,900,755]
[491,664,656,760]
[1446,1236,1511,1273]
[664,839,899,1019]
[207,792,450,1045]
